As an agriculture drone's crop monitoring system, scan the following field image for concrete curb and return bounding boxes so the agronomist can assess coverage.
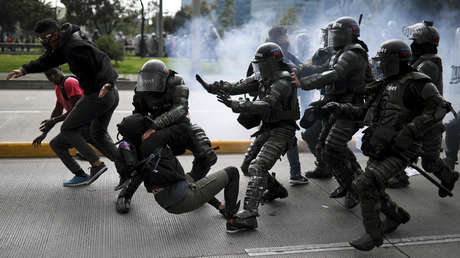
[0,140,255,158]
[0,140,358,158]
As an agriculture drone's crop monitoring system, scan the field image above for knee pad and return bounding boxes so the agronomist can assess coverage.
[353,173,376,196]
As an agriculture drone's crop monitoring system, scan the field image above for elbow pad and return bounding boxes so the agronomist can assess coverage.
[300,70,338,90]
[150,106,187,130]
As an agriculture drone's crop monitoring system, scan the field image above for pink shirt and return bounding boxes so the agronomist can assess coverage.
[55,77,84,111]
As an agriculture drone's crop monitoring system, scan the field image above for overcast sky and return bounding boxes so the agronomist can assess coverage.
[46,0,182,16]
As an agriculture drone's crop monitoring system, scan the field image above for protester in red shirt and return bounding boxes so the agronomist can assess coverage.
[32,67,92,186]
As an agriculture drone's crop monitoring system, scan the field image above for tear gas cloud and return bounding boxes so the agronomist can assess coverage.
[166,0,460,107]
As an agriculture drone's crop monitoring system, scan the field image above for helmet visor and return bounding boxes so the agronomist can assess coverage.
[402,23,424,40]
[136,71,167,92]
[252,59,278,79]
[320,28,328,47]
[328,28,349,48]
[372,54,399,81]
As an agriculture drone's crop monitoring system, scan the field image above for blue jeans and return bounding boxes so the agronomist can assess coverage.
[286,89,315,178]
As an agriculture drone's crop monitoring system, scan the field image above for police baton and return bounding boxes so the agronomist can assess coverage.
[195,74,209,89]
[408,164,453,197]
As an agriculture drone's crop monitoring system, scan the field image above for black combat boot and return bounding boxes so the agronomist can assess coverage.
[349,233,383,251]
[329,185,347,198]
[304,162,333,179]
[116,196,131,214]
[263,173,288,202]
[383,207,411,234]
[226,209,258,233]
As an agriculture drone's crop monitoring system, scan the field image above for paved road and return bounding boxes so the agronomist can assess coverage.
[0,89,258,142]
[1,154,460,258]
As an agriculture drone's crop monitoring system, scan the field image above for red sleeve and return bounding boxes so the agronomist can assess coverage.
[63,77,84,98]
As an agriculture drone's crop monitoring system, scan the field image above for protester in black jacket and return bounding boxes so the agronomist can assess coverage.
[6,19,121,185]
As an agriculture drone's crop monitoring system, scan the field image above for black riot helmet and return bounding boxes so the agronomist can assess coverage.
[371,39,412,81]
[328,16,360,49]
[251,42,284,80]
[403,20,440,46]
[136,59,169,92]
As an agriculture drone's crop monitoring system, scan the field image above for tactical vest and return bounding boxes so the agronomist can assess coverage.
[324,43,368,102]
[137,75,184,119]
[258,71,300,123]
[412,54,443,95]
[364,72,432,130]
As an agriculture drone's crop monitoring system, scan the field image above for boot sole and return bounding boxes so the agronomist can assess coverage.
[226,227,256,233]
[289,180,309,185]
[63,181,89,187]
[349,240,375,251]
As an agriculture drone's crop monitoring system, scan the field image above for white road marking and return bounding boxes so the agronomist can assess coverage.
[245,234,460,256]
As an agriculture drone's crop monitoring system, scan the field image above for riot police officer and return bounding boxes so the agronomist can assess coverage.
[201,42,299,232]
[292,17,370,209]
[388,20,452,188]
[116,59,223,213]
[324,39,457,251]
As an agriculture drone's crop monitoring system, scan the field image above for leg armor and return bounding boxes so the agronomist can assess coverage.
[241,133,270,176]
[353,156,407,240]
[322,119,360,191]
[242,126,295,215]
[420,124,459,197]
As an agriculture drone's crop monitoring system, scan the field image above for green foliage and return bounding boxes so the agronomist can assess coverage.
[95,35,125,63]
[0,55,221,75]
[279,8,299,26]
[61,0,126,35]
[217,0,235,36]
[0,0,54,34]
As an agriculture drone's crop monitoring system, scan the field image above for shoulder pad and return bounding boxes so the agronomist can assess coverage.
[167,75,185,87]
[421,54,441,62]
[276,71,291,80]
[399,72,432,84]
[343,43,366,54]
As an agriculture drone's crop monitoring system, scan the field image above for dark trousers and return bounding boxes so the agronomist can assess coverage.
[50,125,92,175]
[60,89,120,164]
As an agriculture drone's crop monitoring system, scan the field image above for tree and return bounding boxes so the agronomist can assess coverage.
[95,35,125,63]
[279,8,299,26]
[0,0,54,35]
[217,0,235,36]
[62,0,127,35]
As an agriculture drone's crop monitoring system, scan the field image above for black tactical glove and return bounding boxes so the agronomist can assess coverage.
[195,74,222,94]
[322,102,342,114]
[216,90,236,109]
[392,127,415,152]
